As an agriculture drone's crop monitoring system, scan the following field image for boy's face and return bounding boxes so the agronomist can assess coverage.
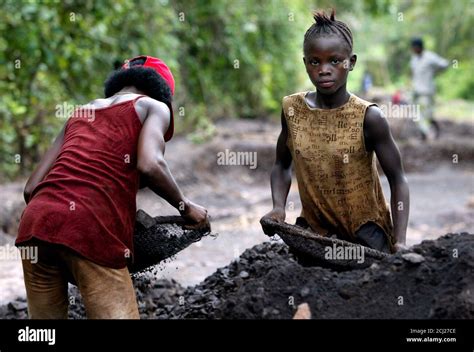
[303,36,356,95]
[411,45,422,55]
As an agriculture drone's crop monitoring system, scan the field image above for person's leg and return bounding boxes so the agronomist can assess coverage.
[20,241,69,319]
[426,94,440,138]
[355,222,391,254]
[414,94,431,140]
[62,249,139,319]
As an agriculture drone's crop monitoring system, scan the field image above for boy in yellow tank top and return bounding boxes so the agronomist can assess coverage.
[261,10,409,253]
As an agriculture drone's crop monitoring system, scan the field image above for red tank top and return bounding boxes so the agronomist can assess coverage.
[16,96,146,268]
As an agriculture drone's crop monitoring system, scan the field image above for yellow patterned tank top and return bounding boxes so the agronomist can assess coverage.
[282,92,394,245]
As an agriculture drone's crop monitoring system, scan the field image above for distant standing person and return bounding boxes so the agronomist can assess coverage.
[410,37,449,140]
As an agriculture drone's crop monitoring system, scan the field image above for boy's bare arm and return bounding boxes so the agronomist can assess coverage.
[261,109,293,222]
[364,106,410,250]
[137,98,207,224]
[24,123,67,203]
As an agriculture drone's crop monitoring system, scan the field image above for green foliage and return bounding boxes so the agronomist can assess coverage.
[170,0,307,119]
[437,60,474,100]
[0,0,472,181]
[0,0,307,180]
[0,0,177,180]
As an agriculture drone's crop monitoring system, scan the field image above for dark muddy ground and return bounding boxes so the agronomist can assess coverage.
[0,117,472,317]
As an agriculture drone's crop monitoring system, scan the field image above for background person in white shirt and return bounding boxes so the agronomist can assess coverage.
[410,37,449,140]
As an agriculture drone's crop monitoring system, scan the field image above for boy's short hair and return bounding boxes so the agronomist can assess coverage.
[411,37,424,49]
[104,58,172,107]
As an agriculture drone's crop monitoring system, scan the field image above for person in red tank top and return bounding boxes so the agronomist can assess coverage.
[16,56,208,319]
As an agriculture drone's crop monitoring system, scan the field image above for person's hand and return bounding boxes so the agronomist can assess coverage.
[394,242,409,252]
[261,207,286,223]
[180,200,209,229]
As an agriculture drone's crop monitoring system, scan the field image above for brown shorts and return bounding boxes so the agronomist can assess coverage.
[19,238,139,319]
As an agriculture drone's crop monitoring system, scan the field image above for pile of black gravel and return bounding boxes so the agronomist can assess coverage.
[150,233,474,319]
[148,241,293,319]
[0,298,28,319]
[2,233,472,319]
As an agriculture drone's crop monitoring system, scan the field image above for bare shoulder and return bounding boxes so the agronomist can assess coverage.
[135,97,170,125]
[135,96,170,114]
[364,105,390,134]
